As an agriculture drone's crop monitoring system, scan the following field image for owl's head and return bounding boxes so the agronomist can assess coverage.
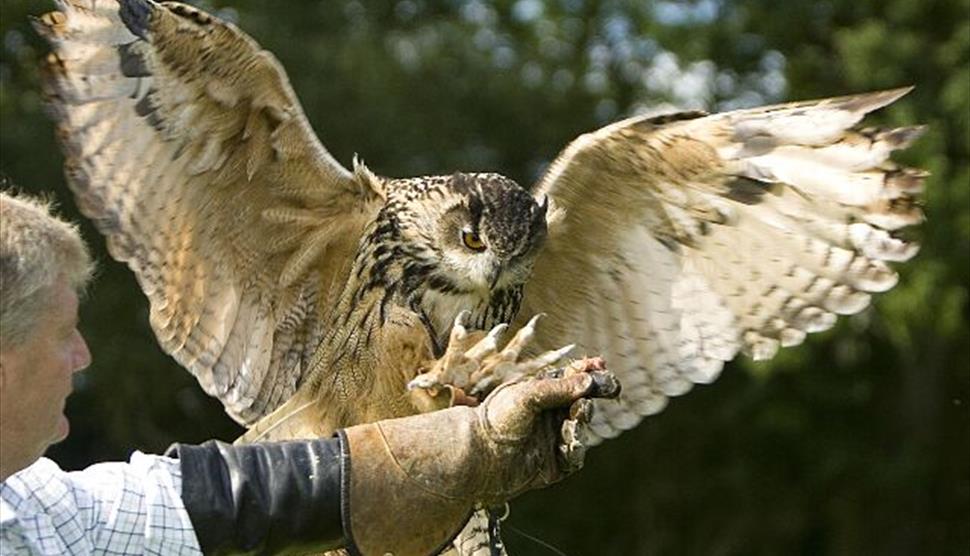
[383,172,548,295]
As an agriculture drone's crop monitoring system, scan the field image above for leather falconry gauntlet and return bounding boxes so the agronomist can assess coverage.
[172,359,618,556]
[343,358,619,556]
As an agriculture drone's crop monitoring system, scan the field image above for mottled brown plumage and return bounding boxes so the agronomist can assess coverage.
[37,0,927,443]
[38,1,550,443]
[37,1,927,553]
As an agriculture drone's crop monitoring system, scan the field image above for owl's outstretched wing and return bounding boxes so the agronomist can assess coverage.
[36,0,384,424]
[519,89,925,442]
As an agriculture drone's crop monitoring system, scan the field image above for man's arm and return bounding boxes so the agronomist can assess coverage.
[170,362,617,556]
[167,437,347,553]
[0,363,615,556]
[0,454,200,555]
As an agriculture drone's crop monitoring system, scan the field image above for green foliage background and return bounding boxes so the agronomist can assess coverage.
[1,1,967,553]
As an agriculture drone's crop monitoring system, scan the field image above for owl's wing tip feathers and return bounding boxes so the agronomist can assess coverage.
[520,87,925,443]
[40,0,380,424]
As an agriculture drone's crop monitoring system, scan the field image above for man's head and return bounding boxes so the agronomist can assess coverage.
[0,191,94,480]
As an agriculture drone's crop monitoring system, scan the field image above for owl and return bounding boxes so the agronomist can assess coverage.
[36,0,926,553]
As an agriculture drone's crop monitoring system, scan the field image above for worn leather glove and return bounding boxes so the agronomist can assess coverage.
[342,358,619,556]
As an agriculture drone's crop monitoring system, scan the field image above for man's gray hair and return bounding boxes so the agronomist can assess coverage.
[1,191,93,344]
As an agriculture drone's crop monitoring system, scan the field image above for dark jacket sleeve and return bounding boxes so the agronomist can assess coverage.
[166,437,349,555]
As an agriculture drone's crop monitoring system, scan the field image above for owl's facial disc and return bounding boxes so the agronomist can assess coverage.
[433,213,500,291]
[457,227,504,289]
[431,173,547,291]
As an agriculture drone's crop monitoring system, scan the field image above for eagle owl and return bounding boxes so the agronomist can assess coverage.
[37,0,926,553]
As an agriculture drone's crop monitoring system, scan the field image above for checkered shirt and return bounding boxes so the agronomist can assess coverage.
[0,453,201,555]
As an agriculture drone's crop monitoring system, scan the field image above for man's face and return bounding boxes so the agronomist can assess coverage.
[0,276,91,478]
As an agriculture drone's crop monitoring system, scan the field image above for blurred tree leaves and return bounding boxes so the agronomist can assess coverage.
[1,0,967,553]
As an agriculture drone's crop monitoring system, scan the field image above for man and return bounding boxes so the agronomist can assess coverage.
[0,191,618,555]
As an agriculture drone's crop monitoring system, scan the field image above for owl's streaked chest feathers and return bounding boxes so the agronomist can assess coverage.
[415,281,524,356]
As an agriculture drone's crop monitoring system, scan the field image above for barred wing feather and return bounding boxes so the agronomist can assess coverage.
[36,0,383,424]
[520,88,925,442]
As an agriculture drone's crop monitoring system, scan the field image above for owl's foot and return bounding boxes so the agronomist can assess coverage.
[560,398,593,472]
[407,311,491,400]
[552,357,608,472]
[408,312,575,409]
[465,313,577,398]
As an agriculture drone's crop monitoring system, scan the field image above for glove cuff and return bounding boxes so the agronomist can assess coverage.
[168,438,346,554]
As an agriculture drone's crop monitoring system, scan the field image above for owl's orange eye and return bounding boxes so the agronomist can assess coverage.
[461,229,486,252]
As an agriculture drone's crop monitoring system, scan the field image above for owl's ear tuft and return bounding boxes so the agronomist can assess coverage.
[353,154,387,201]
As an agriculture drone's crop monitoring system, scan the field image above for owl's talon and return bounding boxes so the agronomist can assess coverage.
[559,417,588,473]
[569,398,595,422]
[499,314,543,361]
[469,370,529,397]
[411,313,571,406]
[486,322,509,343]
[526,312,546,331]
[465,313,562,398]
[406,372,441,391]
[468,375,500,398]
[518,343,575,374]
[451,310,471,341]
[465,322,507,361]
